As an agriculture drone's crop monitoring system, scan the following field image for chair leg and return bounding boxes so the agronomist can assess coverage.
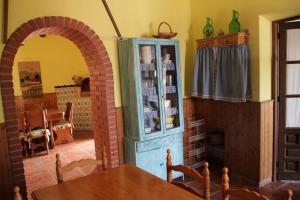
[68,127,74,142]
[28,140,33,156]
[21,140,27,157]
[44,133,49,154]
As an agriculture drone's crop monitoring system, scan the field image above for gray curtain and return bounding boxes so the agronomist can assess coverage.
[215,44,251,102]
[193,44,251,102]
[192,47,214,98]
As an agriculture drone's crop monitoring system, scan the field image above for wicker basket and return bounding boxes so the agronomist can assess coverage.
[152,22,177,39]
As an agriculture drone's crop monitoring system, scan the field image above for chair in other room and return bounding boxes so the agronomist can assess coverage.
[17,112,28,157]
[166,149,211,200]
[13,186,23,200]
[56,145,108,183]
[53,102,74,145]
[26,109,50,156]
[222,167,293,200]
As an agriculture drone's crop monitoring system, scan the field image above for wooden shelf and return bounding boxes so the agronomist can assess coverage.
[184,117,207,168]
[197,32,249,48]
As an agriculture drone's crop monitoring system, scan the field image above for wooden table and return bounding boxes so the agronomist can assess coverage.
[46,111,64,148]
[32,164,203,200]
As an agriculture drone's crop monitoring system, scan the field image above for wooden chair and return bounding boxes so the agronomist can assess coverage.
[26,109,50,156]
[56,145,108,183]
[222,167,294,200]
[53,102,74,145]
[17,112,28,157]
[166,149,211,200]
[13,186,22,200]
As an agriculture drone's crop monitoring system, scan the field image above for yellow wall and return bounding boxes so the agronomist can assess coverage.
[190,0,300,101]
[0,0,3,42]
[6,0,191,106]
[12,35,89,96]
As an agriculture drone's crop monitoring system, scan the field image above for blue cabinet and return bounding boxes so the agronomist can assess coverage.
[118,38,184,179]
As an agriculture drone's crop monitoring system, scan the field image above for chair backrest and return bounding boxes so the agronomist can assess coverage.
[222,167,294,200]
[65,102,74,123]
[166,149,211,200]
[26,109,48,130]
[13,186,22,200]
[56,145,108,183]
[17,112,26,132]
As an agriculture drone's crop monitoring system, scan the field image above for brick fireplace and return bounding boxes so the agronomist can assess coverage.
[184,97,274,186]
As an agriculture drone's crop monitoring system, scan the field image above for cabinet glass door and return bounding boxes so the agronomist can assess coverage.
[138,44,162,135]
[160,45,180,130]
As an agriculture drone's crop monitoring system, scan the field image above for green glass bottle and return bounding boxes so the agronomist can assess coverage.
[229,10,240,33]
[203,17,214,38]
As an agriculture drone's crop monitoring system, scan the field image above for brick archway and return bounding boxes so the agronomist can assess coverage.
[0,16,119,195]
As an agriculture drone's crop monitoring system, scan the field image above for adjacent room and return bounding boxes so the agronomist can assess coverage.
[13,35,96,198]
[0,0,300,200]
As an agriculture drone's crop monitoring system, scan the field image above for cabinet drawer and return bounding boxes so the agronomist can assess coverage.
[197,38,215,48]
[136,133,183,153]
[216,36,238,46]
[136,141,161,152]
[216,32,248,46]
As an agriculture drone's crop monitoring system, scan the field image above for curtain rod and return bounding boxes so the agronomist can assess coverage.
[2,0,8,43]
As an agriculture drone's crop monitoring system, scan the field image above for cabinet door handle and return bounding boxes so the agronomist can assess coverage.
[160,163,164,166]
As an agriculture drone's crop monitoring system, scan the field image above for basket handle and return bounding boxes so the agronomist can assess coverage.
[157,22,173,35]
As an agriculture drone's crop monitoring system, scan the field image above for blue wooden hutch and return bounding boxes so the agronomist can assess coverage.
[118,38,184,179]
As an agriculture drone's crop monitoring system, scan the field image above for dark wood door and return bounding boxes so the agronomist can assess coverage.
[278,21,300,180]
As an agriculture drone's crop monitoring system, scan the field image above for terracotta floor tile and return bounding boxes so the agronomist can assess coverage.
[23,134,95,200]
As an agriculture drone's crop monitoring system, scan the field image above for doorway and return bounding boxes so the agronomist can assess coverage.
[13,35,98,198]
[273,17,300,180]
[0,16,119,198]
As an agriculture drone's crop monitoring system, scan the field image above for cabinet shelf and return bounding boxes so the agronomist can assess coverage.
[140,63,156,71]
[165,86,176,94]
[165,107,178,116]
[189,147,205,157]
[162,63,175,70]
[184,118,207,168]
[144,110,158,119]
[142,88,157,96]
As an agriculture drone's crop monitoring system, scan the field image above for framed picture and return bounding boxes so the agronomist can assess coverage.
[18,61,43,98]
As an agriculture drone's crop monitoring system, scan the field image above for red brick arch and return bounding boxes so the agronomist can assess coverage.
[0,16,119,195]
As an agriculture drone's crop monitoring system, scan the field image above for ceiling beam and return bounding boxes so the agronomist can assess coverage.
[101,0,122,38]
[2,0,8,43]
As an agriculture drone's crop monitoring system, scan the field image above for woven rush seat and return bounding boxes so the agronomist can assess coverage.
[53,122,73,130]
[19,129,50,141]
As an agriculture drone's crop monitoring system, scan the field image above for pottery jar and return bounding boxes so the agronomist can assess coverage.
[141,46,152,64]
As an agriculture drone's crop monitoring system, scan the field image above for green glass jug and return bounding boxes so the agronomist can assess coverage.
[203,17,214,38]
[229,10,240,33]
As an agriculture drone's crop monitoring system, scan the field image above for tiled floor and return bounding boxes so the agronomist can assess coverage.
[23,134,96,200]
[24,139,300,200]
